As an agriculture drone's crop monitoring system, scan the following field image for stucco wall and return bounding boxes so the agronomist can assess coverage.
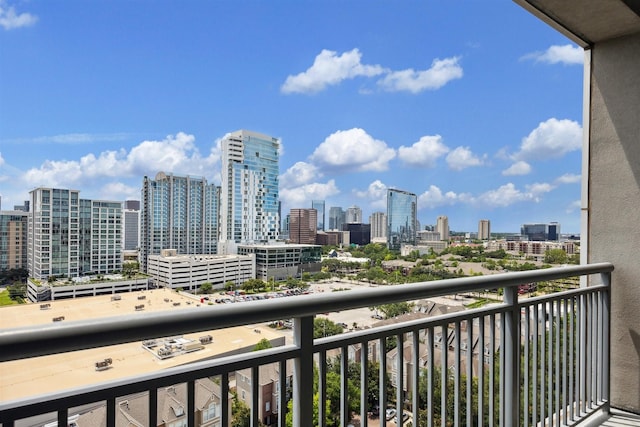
[589,31,640,413]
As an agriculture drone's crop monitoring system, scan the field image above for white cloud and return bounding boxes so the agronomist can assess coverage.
[522,44,583,65]
[477,183,532,207]
[99,182,140,201]
[310,128,396,172]
[502,160,531,176]
[0,152,4,167]
[514,118,582,161]
[555,173,581,184]
[377,57,463,93]
[22,132,221,188]
[418,185,467,209]
[526,182,555,201]
[446,146,484,171]
[278,179,340,207]
[281,48,385,94]
[397,135,449,168]
[280,161,320,188]
[0,0,37,30]
[353,180,388,210]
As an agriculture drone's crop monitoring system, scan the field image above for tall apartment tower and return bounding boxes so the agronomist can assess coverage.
[0,210,29,271]
[346,205,362,224]
[219,130,280,254]
[436,215,450,241]
[289,208,317,244]
[386,189,417,250]
[122,200,140,252]
[311,200,325,231]
[28,188,122,279]
[328,207,345,231]
[369,211,387,241]
[478,219,491,240]
[140,173,219,272]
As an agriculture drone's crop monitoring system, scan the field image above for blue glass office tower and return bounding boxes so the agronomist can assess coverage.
[219,130,280,254]
[386,188,417,250]
[312,200,325,231]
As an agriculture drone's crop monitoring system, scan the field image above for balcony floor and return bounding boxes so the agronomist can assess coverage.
[581,409,640,427]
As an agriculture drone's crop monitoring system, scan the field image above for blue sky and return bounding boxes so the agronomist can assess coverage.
[0,0,585,233]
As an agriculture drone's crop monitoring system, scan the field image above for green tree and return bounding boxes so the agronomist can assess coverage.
[199,282,212,294]
[230,393,253,427]
[253,338,273,351]
[314,317,343,338]
[544,248,568,264]
[375,302,414,319]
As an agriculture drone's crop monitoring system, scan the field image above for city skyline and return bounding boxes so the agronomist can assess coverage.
[0,1,583,233]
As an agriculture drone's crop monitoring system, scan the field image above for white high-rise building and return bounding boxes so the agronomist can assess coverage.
[436,215,450,241]
[219,130,280,254]
[140,173,219,272]
[369,211,387,240]
[346,205,362,224]
[28,187,122,279]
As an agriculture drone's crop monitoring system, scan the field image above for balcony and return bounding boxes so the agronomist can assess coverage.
[3,262,638,426]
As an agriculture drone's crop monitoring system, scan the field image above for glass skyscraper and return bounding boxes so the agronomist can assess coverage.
[311,200,325,231]
[219,130,280,253]
[140,173,219,272]
[386,188,417,250]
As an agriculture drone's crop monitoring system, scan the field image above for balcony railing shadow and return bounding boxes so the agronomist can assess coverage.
[0,263,613,427]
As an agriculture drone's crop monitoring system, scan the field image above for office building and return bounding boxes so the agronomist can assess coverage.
[122,200,140,252]
[219,130,280,254]
[436,215,449,241]
[0,211,28,271]
[521,222,561,241]
[289,208,317,244]
[346,205,362,224]
[28,187,122,279]
[311,200,325,231]
[237,243,322,282]
[140,173,219,272]
[478,219,491,240]
[386,189,417,250]
[343,223,371,246]
[369,211,387,242]
[328,207,345,231]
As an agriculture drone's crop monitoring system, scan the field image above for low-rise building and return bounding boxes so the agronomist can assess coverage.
[147,249,255,292]
[237,243,321,281]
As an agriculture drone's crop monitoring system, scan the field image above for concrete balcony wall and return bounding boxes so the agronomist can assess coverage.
[589,31,640,413]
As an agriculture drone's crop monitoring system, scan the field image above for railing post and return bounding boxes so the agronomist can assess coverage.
[504,286,520,426]
[601,271,611,405]
[292,315,314,427]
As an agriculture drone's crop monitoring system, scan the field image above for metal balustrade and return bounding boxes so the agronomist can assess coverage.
[0,263,612,427]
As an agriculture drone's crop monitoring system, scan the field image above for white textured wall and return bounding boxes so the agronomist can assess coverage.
[589,31,640,413]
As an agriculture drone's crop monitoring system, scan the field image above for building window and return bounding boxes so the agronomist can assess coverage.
[202,403,219,421]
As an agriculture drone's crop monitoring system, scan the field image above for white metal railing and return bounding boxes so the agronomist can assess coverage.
[0,263,612,427]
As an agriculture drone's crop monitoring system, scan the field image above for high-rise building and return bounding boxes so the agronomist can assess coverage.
[0,210,28,271]
[386,189,417,250]
[346,205,362,224]
[311,200,325,231]
[140,173,219,272]
[521,222,561,241]
[369,211,387,241]
[289,208,317,244]
[219,130,280,254]
[478,219,491,240]
[122,200,140,252]
[28,188,122,279]
[436,215,449,241]
[328,207,345,231]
